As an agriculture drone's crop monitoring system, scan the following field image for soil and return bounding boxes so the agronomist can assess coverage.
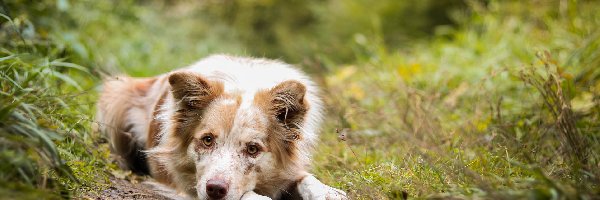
[86,177,171,200]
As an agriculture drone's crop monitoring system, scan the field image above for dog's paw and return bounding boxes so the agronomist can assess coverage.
[298,175,348,200]
[241,191,272,200]
[323,185,348,200]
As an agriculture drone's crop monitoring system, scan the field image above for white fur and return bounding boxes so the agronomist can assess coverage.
[298,175,347,200]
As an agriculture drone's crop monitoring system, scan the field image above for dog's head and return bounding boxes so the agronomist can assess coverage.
[166,71,314,199]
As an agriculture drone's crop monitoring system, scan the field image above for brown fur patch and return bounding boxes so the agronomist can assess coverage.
[192,96,241,143]
[148,157,173,186]
[168,72,224,109]
[147,91,168,149]
[142,78,176,185]
[168,72,224,144]
[253,80,309,167]
[175,162,196,175]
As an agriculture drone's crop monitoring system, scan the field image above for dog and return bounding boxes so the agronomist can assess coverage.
[96,55,347,200]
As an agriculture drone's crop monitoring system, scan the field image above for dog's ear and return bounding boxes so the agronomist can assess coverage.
[256,80,309,165]
[168,72,223,109]
[268,80,308,130]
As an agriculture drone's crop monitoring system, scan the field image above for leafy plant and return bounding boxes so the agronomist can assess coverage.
[0,10,108,198]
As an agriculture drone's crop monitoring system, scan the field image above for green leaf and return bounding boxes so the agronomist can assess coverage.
[19,122,60,165]
[0,55,17,62]
[49,60,89,73]
[49,70,83,91]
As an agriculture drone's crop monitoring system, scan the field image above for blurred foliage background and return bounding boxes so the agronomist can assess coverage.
[1,0,599,199]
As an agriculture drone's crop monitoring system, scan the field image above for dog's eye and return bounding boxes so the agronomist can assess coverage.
[201,135,214,147]
[246,144,260,155]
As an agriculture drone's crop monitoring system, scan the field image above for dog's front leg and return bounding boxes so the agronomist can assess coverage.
[241,191,272,200]
[297,175,347,200]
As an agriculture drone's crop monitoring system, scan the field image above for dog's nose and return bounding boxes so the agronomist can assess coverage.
[206,179,229,199]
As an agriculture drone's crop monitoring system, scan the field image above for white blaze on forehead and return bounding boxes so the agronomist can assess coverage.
[232,103,268,138]
[220,98,237,106]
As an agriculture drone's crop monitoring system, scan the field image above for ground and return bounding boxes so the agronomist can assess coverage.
[86,177,169,200]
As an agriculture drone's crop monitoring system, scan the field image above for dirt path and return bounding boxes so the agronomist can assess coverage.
[87,177,171,200]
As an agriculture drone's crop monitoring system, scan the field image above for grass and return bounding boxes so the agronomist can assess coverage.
[311,1,600,197]
[0,7,109,199]
[1,0,599,199]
